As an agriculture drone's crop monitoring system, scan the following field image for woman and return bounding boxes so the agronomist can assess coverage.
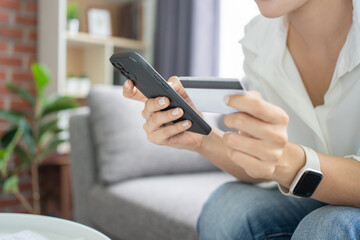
[123,0,360,239]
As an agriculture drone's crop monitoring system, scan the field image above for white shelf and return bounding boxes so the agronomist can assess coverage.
[66,32,147,51]
[38,0,156,95]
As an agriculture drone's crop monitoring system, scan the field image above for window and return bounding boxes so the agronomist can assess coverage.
[219,1,259,78]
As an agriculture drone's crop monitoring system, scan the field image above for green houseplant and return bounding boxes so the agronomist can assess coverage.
[67,2,80,34]
[0,63,78,214]
[67,2,79,20]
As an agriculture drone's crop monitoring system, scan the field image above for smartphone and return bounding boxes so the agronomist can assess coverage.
[109,52,212,135]
[179,77,247,114]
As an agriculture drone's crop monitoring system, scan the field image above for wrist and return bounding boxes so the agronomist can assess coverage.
[197,128,223,155]
[273,142,306,188]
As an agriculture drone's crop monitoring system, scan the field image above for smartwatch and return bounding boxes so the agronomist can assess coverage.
[278,145,323,198]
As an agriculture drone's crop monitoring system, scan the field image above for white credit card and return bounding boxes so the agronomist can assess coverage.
[179,77,246,114]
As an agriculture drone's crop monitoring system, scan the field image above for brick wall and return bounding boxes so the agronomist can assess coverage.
[0,0,37,213]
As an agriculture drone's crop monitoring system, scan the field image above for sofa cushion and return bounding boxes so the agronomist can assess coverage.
[88,86,220,184]
[89,172,235,240]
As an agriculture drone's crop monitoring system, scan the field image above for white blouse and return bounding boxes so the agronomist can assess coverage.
[240,0,360,162]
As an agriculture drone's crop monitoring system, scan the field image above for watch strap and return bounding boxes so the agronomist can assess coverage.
[301,146,321,171]
[278,145,321,197]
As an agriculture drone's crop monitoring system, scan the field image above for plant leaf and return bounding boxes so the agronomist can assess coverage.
[0,127,24,177]
[23,126,36,156]
[14,146,31,166]
[3,175,19,193]
[41,96,77,117]
[0,149,10,175]
[54,128,64,134]
[1,127,18,148]
[31,63,50,97]
[0,111,27,128]
[6,82,36,106]
[39,127,65,148]
[0,118,35,157]
[67,2,79,20]
[38,119,58,140]
[0,124,23,166]
[37,139,65,162]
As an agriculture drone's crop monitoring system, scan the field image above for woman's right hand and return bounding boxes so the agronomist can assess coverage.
[122,76,205,151]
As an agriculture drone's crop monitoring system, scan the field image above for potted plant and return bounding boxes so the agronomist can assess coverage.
[67,2,80,34]
[0,63,78,214]
[78,74,91,97]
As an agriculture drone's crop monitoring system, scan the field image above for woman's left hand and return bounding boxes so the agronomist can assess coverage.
[223,91,290,180]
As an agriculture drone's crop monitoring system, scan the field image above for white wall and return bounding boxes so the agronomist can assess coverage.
[219,1,259,78]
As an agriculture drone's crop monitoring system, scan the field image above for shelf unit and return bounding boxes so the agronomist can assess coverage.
[66,32,146,50]
[38,0,157,97]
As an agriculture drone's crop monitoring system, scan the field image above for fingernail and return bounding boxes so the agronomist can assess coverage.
[223,95,230,105]
[124,81,129,89]
[168,81,173,86]
[172,108,179,116]
[182,120,189,127]
[158,97,166,106]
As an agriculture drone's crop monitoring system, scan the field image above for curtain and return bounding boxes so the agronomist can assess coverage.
[154,0,220,79]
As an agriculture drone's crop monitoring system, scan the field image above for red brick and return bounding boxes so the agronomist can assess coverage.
[0,196,20,208]
[10,99,32,110]
[0,11,9,22]
[0,41,6,51]
[0,57,22,66]
[19,182,32,191]
[27,2,37,12]
[12,72,33,81]
[0,86,11,94]
[0,71,5,80]
[0,115,10,122]
[15,16,37,25]
[0,196,33,209]
[24,57,37,68]
[14,44,36,54]
[10,208,31,214]
[0,27,23,38]
[29,30,37,41]
[28,85,36,95]
[0,0,21,9]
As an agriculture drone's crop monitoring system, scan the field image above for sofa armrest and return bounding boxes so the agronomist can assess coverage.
[69,107,97,226]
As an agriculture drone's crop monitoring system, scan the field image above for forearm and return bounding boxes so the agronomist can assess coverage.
[313,153,360,207]
[275,142,360,208]
[198,128,266,183]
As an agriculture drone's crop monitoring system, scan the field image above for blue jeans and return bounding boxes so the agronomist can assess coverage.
[197,182,360,240]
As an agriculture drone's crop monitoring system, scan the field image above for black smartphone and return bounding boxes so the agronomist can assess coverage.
[110,52,212,135]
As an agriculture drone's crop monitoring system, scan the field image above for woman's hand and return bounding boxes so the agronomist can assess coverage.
[223,91,293,181]
[122,76,204,151]
[122,78,148,102]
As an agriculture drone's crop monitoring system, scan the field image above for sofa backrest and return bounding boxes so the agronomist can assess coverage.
[87,85,220,184]
[69,108,97,225]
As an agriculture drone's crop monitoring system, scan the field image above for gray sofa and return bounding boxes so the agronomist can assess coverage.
[69,85,234,240]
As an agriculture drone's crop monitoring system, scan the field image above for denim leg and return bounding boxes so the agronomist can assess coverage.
[292,205,360,240]
[197,181,326,240]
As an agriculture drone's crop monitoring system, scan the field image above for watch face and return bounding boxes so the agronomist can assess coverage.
[293,171,323,198]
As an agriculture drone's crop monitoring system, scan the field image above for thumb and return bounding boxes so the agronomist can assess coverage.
[123,80,148,102]
[167,76,196,108]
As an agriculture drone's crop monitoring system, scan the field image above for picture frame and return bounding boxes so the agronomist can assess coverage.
[87,8,112,37]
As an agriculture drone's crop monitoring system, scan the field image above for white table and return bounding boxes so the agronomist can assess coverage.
[0,213,111,240]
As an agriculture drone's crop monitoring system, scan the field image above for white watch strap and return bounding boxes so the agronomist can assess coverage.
[278,145,321,197]
[301,146,321,171]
